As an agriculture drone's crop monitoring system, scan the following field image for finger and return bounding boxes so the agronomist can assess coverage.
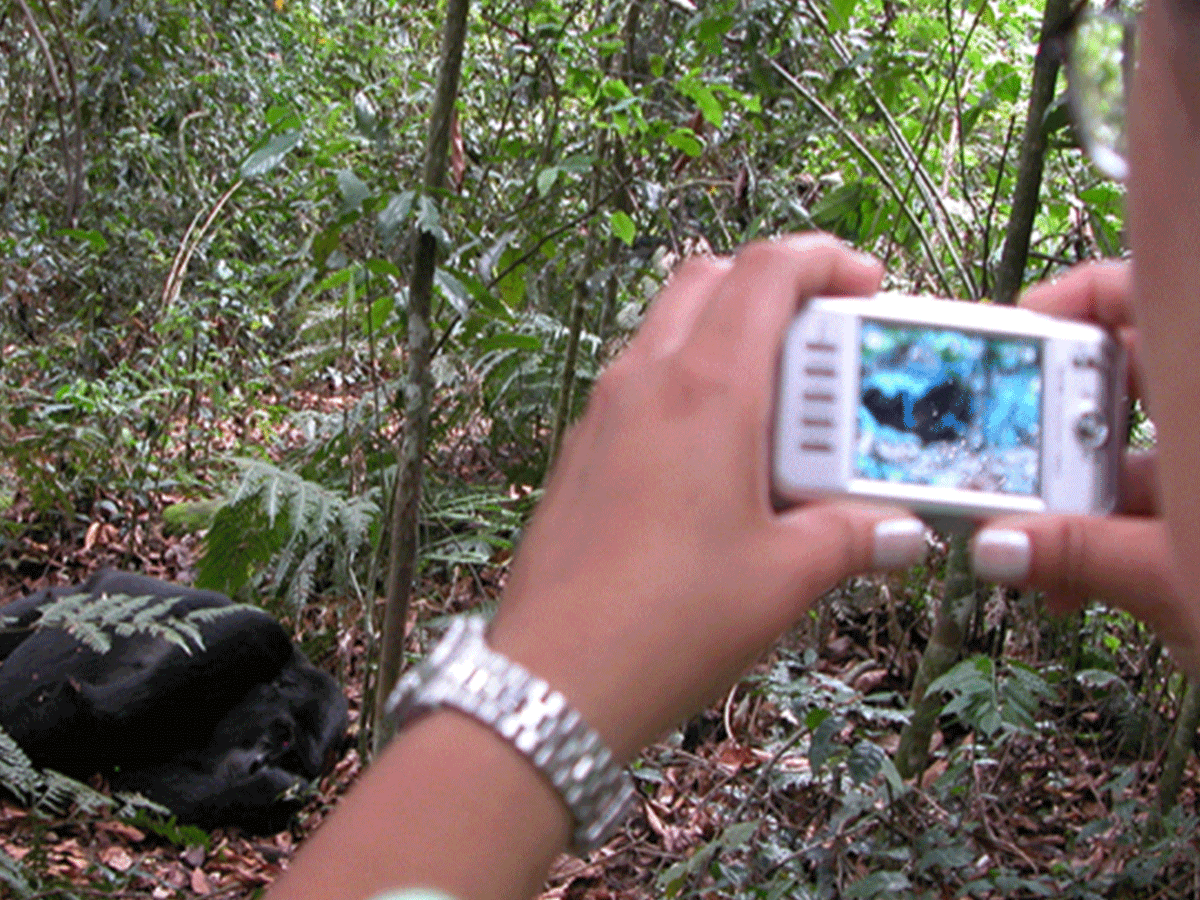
[1020,261,1143,402]
[633,254,732,359]
[1119,449,1159,516]
[683,234,882,392]
[1019,260,1133,329]
[762,502,929,607]
[971,514,1181,621]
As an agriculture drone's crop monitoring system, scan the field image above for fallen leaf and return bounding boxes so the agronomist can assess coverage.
[191,866,211,894]
[97,820,146,842]
[100,845,134,872]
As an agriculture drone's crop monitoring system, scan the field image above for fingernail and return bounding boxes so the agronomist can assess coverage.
[872,519,928,571]
[972,529,1032,583]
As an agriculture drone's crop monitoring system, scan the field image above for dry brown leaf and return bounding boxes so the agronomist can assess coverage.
[96,820,146,842]
[100,845,134,872]
[191,866,211,895]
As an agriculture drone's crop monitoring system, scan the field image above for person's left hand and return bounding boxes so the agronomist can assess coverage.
[487,234,929,761]
[971,261,1200,676]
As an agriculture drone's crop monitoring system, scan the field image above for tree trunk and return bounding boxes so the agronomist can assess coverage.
[1158,678,1200,821]
[895,0,1069,778]
[896,536,977,778]
[991,0,1072,306]
[371,0,470,755]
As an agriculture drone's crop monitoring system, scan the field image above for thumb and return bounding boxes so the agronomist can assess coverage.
[767,502,929,604]
[971,515,1200,674]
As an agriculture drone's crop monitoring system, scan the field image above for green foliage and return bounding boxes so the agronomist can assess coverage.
[197,458,379,608]
[926,654,1055,740]
[20,590,243,656]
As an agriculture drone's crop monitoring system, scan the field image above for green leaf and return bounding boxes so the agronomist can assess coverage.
[378,190,415,243]
[847,739,884,784]
[58,228,108,253]
[337,169,371,214]
[240,130,302,178]
[434,269,472,317]
[365,258,402,280]
[828,0,859,31]
[600,78,634,100]
[313,267,355,295]
[368,295,394,331]
[609,210,636,246]
[808,714,844,771]
[845,871,912,898]
[536,167,559,197]
[664,128,704,157]
[477,333,541,352]
[678,75,724,127]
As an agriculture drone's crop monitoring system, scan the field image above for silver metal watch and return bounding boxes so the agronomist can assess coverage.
[385,615,638,854]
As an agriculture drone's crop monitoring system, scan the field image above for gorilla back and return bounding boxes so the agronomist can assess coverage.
[0,569,348,832]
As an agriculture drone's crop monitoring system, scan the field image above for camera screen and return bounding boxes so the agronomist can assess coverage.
[855,321,1042,496]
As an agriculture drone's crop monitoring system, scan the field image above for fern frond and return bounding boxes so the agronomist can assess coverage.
[0,725,41,805]
[37,769,114,817]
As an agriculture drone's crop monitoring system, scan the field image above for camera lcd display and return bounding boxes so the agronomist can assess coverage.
[855,321,1042,496]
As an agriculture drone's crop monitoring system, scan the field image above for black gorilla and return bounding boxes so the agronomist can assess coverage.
[862,376,974,446]
[0,569,347,832]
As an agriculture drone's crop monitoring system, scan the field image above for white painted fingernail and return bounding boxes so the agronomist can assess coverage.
[872,519,928,571]
[972,529,1032,583]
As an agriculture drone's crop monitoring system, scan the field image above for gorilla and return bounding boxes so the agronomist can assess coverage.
[0,569,348,832]
[862,376,974,446]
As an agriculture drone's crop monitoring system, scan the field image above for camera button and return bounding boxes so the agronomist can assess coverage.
[1074,408,1110,449]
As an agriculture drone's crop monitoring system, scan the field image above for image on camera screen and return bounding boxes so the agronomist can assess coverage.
[855,321,1042,496]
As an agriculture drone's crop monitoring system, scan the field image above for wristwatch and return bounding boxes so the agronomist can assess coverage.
[385,615,638,854]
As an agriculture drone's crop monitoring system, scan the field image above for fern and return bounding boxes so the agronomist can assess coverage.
[197,458,380,608]
[0,722,122,819]
[7,591,246,656]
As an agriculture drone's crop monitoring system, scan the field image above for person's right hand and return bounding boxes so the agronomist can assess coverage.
[970,261,1200,676]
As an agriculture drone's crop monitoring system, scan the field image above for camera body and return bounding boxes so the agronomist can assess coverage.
[772,295,1127,521]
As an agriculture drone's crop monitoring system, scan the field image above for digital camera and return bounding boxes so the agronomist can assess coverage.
[772,295,1127,521]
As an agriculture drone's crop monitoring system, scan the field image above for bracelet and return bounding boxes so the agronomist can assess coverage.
[385,615,638,854]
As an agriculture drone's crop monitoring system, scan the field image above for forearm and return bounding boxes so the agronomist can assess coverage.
[265,711,572,900]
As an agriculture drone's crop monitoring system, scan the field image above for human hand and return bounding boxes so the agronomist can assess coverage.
[970,261,1200,676]
[487,234,930,762]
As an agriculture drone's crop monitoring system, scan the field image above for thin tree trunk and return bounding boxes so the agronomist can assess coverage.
[1158,678,1200,820]
[371,0,470,755]
[991,0,1072,305]
[896,536,977,778]
[548,132,606,468]
[896,0,1068,778]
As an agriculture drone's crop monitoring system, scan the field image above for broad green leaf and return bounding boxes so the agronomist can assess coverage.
[477,333,541,352]
[847,739,885,784]
[536,167,559,197]
[368,295,394,331]
[378,191,415,242]
[845,871,911,898]
[600,78,634,100]
[828,0,859,31]
[609,210,636,246]
[58,228,108,253]
[365,258,402,279]
[337,169,371,214]
[434,269,472,317]
[313,267,355,295]
[665,128,704,157]
[678,75,723,127]
[240,130,302,178]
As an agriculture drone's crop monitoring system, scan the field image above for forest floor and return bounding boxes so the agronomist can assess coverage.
[0,394,1199,899]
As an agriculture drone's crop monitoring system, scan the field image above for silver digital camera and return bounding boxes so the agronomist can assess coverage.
[772,295,1127,521]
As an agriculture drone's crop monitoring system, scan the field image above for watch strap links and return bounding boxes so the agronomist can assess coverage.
[385,615,638,854]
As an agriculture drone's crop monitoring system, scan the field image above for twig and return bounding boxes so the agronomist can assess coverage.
[769,59,953,296]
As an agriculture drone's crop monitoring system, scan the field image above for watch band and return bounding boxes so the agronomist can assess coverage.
[385,615,638,854]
